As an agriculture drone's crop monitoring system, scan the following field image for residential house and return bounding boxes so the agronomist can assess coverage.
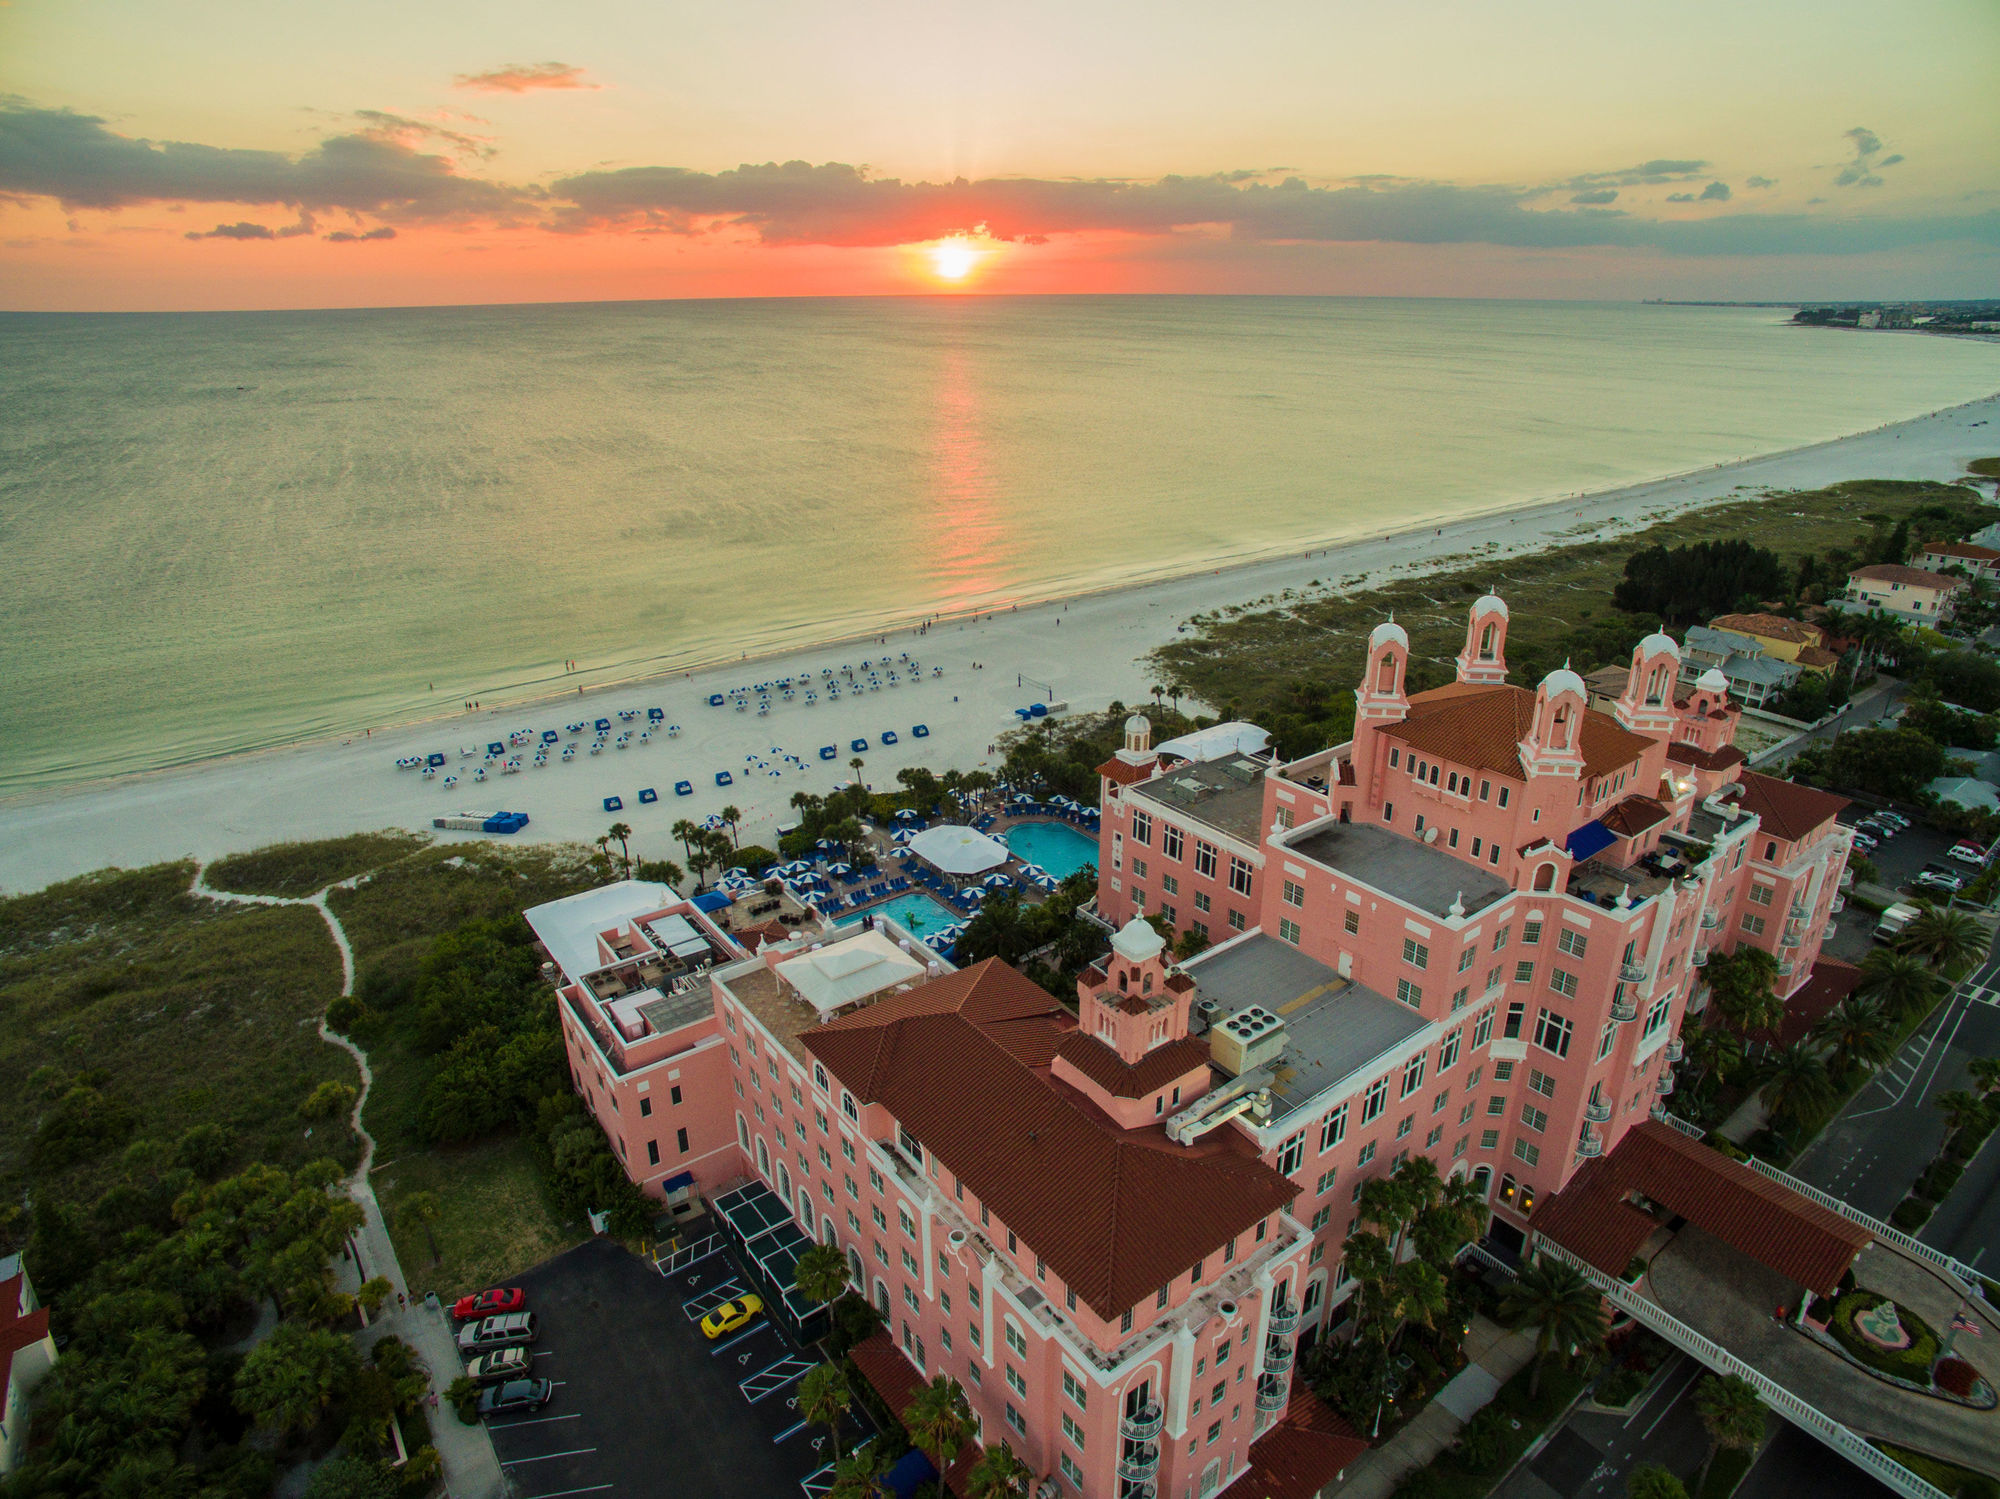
[1917,541,2000,582]
[1843,564,1966,624]
[1677,625,1799,708]
[1707,614,1839,676]
[0,1255,55,1476]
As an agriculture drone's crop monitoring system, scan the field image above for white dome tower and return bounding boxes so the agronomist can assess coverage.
[1456,595,1511,686]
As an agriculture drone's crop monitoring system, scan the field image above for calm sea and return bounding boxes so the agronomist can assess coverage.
[4,296,1997,793]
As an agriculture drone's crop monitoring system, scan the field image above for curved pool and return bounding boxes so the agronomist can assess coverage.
[999,820,1100,882]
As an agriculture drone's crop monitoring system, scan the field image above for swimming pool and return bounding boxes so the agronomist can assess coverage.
[999,820,1100,882]
[839,890,958,937]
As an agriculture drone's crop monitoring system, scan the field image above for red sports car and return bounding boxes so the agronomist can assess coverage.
[452,1287,526,1321]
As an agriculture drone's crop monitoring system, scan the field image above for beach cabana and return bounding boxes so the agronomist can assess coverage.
[638,788,658,804]
[907,824,1010,884]
[912,724,929,738]
[674,781,693,796]
[709,693,725,706]
[648,708,664,723]
[540,730,560,745]
[603,796,623,812]
[882,730,899,745]
[715,771,733,786]
[851,738,869,752]
[487,741,506,757]
[426,752,446,767]
[594,718,611,733]
[819,745,838,760]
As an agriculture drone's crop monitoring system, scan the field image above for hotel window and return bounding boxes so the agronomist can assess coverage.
[1741,913,1766,936]
[1132,858,1148,879]
[1472,837,1483,857]
[1460,1101,1476,1125]
[1344,909,1360,935]
[1486,1095,1506,1116]
[1434,1087,1450,1114]
[1513,960,1536,984]
[1006,1365,1027,1397]
[1448,828,1460,848]
[843,1092,859,1122]
[1194,891,1211,913]
[1522,920,1542,945]
[1426,1124,1444,1148]
[818,1144,833,1170]
[968,1285,980,1308]
[1162,874,1179,895]
[1229,858,1253,896]
[1062,1411,1086,1447]
[1279,918,1301,945]
[1481,1129,1501,1149]
[1163,825,1184,860]
[1519,1103,1548,1134]
[1489,844,1502,865]
[1006,1321,1027,1356]
[1361,1076,1389,1123]
[939,1251,952,1277]
[1275,806,1295,829]
[1228,910,1246,931]
[1503,1002,1525,1039]
[1063,1369,1088,1408]
[1192,920,1209,940]
[1395,1115,1413,1140]
[1528,1068,1556,1098]
[1498,786,1511,808]
[1384,801,1395,823]
[1644,993,1673,1037]
[1132,890,1147,911]
[1390,748,1402,767]
[1159,902,1177,925]
[902,1247,919,1276]
[1061,1453,1086,1487]
[1472,1008,1495,1049]
[1557,929,1588,957]
[843,1138,856,1163]
[640,1097,652,1119]
[1006,1405,1025,1435]
[1319,1104,1348,1151]
[647,1140,659,1166]
[871,1205,887,1231]
[1597,1020,1618,1060]
[1451,986,1469,1011]
[1132,810,1152,845]
[1157,1285,1171,1309]
[1400,1054,1426,1096]
[1533,1009,1574,1058]
[1403,938,1430,969]
[1548,968,1578,998]
[1315,1168,1338,1195]
[1276,1131,1307,1174]
[1493,926,1510,951]
[1494,1059,1515,1081]
[1195,841,1218,877]
[1513,1139,1542,1168]
[1396,978,1423,1008]
[1458,946,1477,973]
[1479,779,1492,800]
[1283,879,1306,908]
[1439,1028,1462,1072]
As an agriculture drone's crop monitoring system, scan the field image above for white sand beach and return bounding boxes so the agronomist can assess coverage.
[3,390,1996,896]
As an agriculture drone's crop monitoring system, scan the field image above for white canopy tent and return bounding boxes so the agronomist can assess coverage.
[907,823,1010,878]
[776,931,927,1018]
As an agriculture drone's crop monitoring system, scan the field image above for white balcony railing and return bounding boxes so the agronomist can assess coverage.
[1584,1098,1612,1123]
[1663,1036,1684,1063]
[1610,999,1639,1023]
[1119,1404,1164,1443]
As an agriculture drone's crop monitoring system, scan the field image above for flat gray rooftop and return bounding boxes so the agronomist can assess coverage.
[1285,821,1511,919]
[1189,935,1431,1126]
[1132,757,1268,845]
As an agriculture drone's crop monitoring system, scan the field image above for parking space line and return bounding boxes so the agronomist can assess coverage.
[683,1280,747,1319]
[774,1417,811,1443]
[490,1412,581,1429]
[521,1487,614,1499]
[502,1447,598,1465]
[710,1323,770,1358]
[742,1354,816,1403]
[800,1462,836,1498]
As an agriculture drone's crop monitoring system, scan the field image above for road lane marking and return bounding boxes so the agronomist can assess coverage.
[1641,1364,1704,1441]
[491,1413,582,1429]
[502,1447,598,1465]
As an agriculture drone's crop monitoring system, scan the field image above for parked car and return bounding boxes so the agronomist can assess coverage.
[463,1348,533,1386]
[452,1287,527,1321]
[1850,832,1879,853]
[1946,841,1986,867]
[699,1294,764,1340]
[477,1378,555,1418]
[1874,811,1912,830]
[1856,818,1896,839]
[1915,868,1965,895]
[458,1312,538,1352]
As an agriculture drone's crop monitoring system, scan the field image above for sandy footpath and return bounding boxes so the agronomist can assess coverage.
[2,392,1995,896]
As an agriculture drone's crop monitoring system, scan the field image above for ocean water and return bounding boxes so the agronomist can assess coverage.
[3,296,1998,794]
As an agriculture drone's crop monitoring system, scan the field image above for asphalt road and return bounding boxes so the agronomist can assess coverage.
[1492,1355,1712,1499]
[1790,936,2000,1261]
[1734,1422,1898,1499]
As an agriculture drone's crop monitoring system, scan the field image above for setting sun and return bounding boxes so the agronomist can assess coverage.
[929,239,981,282]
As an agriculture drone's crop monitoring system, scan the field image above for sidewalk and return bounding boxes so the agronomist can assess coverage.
[1325,1316,1538,1499]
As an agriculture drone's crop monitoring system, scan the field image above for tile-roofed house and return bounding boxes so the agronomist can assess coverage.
[1845,563,1966,623]
[1919,540,2000,580]
[1678,626,1800,706]
[805,959,1299,1319]
[1666,741,1747,773]
[1217,1386,1369,1499]
[1711,612,1822,648]
[1531,1119,1870,1294]
[1794,644,1840,671]
[1382,682,1655,782]
[1054,1031,1212,1099]
[1733,771,1847,843]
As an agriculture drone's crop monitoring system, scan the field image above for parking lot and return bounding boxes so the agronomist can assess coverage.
[1835,808,1965,897]
[489,1236,869,1499]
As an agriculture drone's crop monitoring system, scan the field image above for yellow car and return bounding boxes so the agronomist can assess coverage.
[700,1294,765,1339]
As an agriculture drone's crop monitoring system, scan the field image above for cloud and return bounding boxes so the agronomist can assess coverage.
[1699,180,1731,201]
[1879,154,1903,169]
[0,101,531,220]
[1569,189,1619,205]
[1563,159,1707,191]
[1844,127,1883,158]
[326,226,396,242]
[1834,126,1896,189]
[453,62,596,93]
[351,110,494,161]
[1666,193,1695,203]
[1745,176,1776,189]
[185,220,274,240]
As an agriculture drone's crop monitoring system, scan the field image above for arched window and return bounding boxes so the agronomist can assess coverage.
[798,1194,814,1234]
[1376,652,1398,693]
[1532,864,1556,893]
[848,1247,865,1285]
[737,1114,750,1149]
[1301,1277,1323,1314]
[1471,1165,1493,1198]
[1644,664,1668,706]
[1142,970,1153,995]
[756,1137,770,1177]
[875,1280,891,1317]
[1118,969,1129,992]
[1479,622,1497,660]
[778,1163,792,1202]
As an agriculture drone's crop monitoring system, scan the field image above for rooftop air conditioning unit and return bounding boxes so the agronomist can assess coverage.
[1210,1005,1288,1074]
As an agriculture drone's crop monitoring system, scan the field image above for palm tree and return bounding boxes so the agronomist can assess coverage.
[967,1440,1032,1498]
[1970,1056,2000,1098]
[1935,1088,1990,1143]
[1693,1374,1767,1491]
[1355,1175,1418,1256]
[1708,948,1782,1038]
[904,1375,973,1498]
[794,1242,851,1311]
[1411,1174,1488,1267]
[1681,1023,1744,1096]
[671,818,699,869]
[1383,1260,1449,1353]
[848,756,865,787]
[1497,1255,1604,1397]
[1857,948,1941,1021]
[719,806,742,849]
[829,1442,893,1499]
[1811,998,1893,1079]
[401,1191,442,1267]
[1755,1042,1832,1130]
[606,821,633,876]
[1899,907,1987,975]
[1626,1464,1690,1499]
[797,1363,851,1462]
[1339,1230,1398,1342]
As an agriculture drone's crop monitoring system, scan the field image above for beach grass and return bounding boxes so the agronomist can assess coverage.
[1967,458,2000,479]
[204,829,431,898]
[0,862,360,1205]
[1151,477,1984,733]
[372,1133,580,1301]
[327,840,599,959]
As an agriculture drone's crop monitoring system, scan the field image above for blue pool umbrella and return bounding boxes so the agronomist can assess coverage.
[983,872,1014,889]
[894,809,920,822]
[603,795,623,811]
[892,828,915,844]
[827,862,853,876]
[675,781,693,796]
[638,788,658,804]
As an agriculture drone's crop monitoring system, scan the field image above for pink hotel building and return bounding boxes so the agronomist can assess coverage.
[532,595,1852,1499]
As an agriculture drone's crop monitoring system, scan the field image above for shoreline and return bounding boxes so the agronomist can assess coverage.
[17,384,1996,808]
[2,388,1996,896]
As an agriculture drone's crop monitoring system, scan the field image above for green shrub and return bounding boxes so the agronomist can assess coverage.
[1826,1290,1940,1379]
[1595,1365,1649,1408]
[1915,1157,1966,1199]
[1453,1405,1517,1471]
[1891,1196,1936,1229]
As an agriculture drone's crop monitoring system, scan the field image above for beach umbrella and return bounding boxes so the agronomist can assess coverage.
[894,808,920,822]
[892,829,915,844]
[983,873,1014,890]
[826,862,853,877]
[814,838,835,851]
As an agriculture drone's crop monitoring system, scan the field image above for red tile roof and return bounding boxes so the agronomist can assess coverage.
[805,960,1298,1319]
[1711,613,1822,647]
[1383,683,1655,782]
[1849,563,1965,591]
[0,1276,51,1395]
[846,1331,979,1496]
[1665,742,1748,772]
[1055,1033,1212,1098]
[1531,1119,1869,1294]
[1747,958,1862,1048]
[1098,756,1156,787]
[1218,1387,1370,1499]
[1734,771,1848,843]
[1794,645,1841,670]
[1922,542,2000,563]
[1601,795,1669,838]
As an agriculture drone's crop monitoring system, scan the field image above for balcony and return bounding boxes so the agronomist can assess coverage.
[1116,1445,1162,1484]
[1664,1036,1684,1063]
[1610,999,1639,1023]
[1255,1374,1289,1414]
[1119,1404,1165,1443]
[1839,869,1854,888]
[1620,961,1651,983]
[1778,959,1795,977]
[1576,1129,1603,1158]
[1790,899,1809,919]
[1691,946,1709,967]
[1584,1098,1612,1124]
[1263,1336,1295,1372]
[1780,928,1803,949]
[1701,910,1722,931]
[1266,1302,1301,1337]
[1829,894,1846,914]
[1655,1072,1675,1097]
